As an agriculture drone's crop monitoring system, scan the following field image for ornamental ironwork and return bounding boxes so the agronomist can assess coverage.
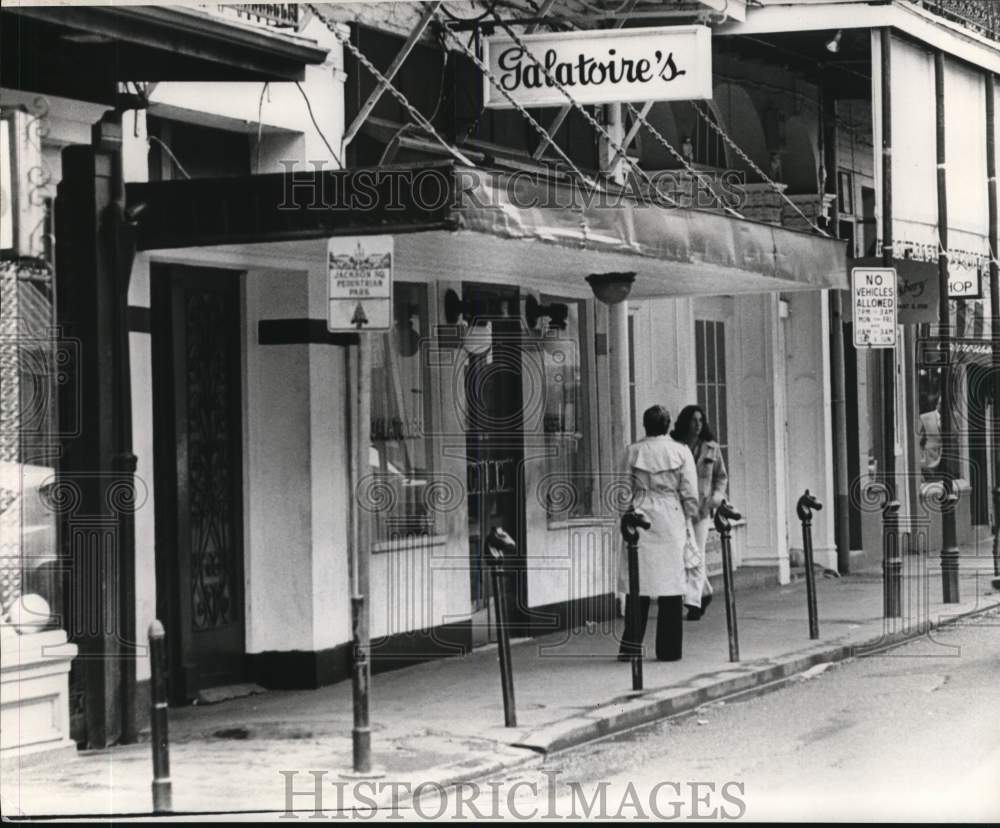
[920,0,1000,41]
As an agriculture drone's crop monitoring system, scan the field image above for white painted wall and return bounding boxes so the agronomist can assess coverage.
[243,268,315,652]
[784,291,837,570]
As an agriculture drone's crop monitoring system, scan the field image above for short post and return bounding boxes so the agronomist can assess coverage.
[148,620,172,814]
[796,490,823,640]
[620,507,651,691]
[883,498,903,619]
[486,526,517,727]
[714,501,742,663]
[992,486,1000,585]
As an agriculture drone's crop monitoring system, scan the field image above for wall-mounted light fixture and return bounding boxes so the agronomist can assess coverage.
[825,30,843,54]
[586,272,635,305]
[393,302,420,357]
[525,295,569,331]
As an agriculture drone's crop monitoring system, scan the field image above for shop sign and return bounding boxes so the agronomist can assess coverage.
[483,25,712,109]
[327,235,392,332]
[947,261,982,299]
[852,267,897,348]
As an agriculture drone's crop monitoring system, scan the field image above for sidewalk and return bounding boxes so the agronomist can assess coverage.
[3,548,998,818]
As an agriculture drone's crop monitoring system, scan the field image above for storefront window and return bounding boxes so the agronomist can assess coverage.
[540,297,596,520]
[695,319,729,469]
[369,282,434,542]
[0,261,62,631]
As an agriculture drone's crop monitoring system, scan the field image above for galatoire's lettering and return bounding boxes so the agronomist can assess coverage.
[496,45,686,93]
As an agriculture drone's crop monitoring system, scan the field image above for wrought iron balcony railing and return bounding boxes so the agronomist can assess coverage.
[201,4,303,32]
[918,0,1000,42]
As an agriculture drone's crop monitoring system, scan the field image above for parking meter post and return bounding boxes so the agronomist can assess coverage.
[486,527,517,727]
[796,490,823,640]
[714,501,741,663]
[620,507,650,691]
[148,620,172,814]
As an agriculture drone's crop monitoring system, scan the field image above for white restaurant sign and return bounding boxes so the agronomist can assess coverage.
[482,25,712,109]
[852,267,897,349]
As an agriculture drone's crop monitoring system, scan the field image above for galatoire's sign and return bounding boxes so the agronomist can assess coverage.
[482,25,712,109]
[327,235,393,332]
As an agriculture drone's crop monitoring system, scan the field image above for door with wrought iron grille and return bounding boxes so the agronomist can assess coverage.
[152,264,246,701]
[462,284,526,644]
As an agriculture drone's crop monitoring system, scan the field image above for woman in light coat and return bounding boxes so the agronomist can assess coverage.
[618,405,700,662]
[671,405,729,621]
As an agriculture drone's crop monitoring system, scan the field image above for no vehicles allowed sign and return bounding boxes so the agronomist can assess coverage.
[327,235,393,332]
[852,267,897,349]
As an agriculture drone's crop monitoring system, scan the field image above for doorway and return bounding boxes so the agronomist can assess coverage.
[462,283,526,645]
[151,264,247,702]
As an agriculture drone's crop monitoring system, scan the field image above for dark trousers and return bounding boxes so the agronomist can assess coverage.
[619,595,683,661]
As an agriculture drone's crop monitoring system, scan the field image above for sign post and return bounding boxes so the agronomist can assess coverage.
[328,236,392,778]
[852,267,898,349]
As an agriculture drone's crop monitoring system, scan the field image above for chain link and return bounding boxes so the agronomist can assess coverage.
[435,16,603,194]
[690,101,829,236]
[622,102,745,219]
[307,4,476,167]
[488,16,683,209]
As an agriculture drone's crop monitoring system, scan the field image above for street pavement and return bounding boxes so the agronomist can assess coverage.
[444,607,1000,822]
[1,543,998,819]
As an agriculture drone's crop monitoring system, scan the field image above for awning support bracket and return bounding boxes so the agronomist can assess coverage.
[341,0,444,151]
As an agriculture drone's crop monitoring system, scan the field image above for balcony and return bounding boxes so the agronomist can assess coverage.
[917,0,1000,42]
[203,3,304,32]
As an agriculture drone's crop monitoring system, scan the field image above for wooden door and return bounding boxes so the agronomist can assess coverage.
[152,264,246,701]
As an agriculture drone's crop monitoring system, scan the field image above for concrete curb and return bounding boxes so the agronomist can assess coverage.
[487,597,1000,760]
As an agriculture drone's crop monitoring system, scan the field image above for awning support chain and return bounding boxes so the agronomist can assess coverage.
[690,101,829,236]
[523,0,640,161]
[622,101,746,220]
[340,0,444,151]
[482,14,684,209]
[492,6,742,218]
[307,3,476,168]
[436,19,604,195]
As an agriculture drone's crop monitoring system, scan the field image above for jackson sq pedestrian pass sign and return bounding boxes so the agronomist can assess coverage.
[327,235,393,332]
[482,25,712,109]
[852,267,897,348]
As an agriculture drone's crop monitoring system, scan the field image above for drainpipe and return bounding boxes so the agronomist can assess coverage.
[879,28,900,589]
[823,87,852,574]
[936,49,961,602]
[985,74,1000,584]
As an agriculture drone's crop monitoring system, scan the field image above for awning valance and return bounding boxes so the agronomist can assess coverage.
[127,162,847,298]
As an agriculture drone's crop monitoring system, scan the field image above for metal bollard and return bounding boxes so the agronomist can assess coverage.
[620,507,651,691]
[486,527,517,727]
[992,486,1000,583]
[796,490,823,640]
[148,620,172,814]
[883,498,902,619]
[713,501,742,663]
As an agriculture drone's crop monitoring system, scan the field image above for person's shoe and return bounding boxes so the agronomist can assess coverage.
[701,593,713,615]
[686,605,703,621]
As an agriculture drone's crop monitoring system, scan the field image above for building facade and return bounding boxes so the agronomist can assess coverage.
[3,0,997,758]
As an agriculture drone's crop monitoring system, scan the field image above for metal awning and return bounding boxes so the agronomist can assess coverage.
[2,4,329,104]
[127,162,847,298]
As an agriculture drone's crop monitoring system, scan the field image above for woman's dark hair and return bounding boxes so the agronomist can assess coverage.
[642,405,671,437]
[670,404,716,443]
